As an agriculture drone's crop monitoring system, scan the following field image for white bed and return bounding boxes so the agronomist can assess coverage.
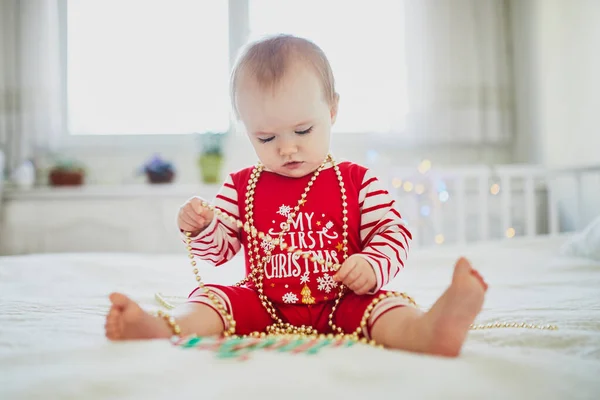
[1,234,599,399]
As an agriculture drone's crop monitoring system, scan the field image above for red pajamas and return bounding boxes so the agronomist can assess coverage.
[184,161,413,338]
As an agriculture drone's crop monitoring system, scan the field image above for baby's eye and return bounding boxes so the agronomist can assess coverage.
[295,127,313,135]
[258,136,275,143]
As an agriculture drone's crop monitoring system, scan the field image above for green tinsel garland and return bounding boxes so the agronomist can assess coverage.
[172,335,359,360]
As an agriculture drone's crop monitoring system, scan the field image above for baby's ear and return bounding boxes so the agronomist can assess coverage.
[330,93,340,124]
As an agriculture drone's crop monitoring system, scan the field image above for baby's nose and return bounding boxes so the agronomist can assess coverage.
[279,140,298,156]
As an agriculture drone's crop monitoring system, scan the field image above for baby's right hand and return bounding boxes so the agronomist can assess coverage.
[177,196,215,237]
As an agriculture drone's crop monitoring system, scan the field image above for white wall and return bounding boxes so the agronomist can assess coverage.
[510,0,600,229]
[510,0,542,164]
[543,0,600,168]
[511,0,600,168]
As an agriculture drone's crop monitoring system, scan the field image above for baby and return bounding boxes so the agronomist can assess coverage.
[105,34,487,357]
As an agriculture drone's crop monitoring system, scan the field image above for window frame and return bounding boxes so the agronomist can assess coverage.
[58,0,250,150]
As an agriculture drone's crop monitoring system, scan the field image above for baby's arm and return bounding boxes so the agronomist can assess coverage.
[181,174,242,266]
[356,169,412,292]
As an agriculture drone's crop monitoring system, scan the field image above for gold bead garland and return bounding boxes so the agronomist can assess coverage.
[155,292,558,333]
[240,154,352,336]
[156,309,182,336]
[470,322,558,330]
[180,154,392,343]
[161,153,559,346]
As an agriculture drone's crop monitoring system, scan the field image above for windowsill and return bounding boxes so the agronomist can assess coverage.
[3,183,220,201]
[57,131,514,152]
[58,132,204,150]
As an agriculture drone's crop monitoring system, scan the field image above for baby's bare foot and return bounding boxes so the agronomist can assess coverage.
[104,293,171,341]
[423,257,487,357]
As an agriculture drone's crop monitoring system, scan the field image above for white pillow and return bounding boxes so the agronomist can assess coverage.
[560,215,600,261]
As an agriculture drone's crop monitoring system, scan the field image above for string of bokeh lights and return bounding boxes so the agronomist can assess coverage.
[391,160,517,245]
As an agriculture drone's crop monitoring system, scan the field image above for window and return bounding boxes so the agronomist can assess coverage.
[66,0,230,135]
[248,0,408,134]
[65,0,408,137]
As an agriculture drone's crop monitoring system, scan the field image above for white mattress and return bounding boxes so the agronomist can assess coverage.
[1,235,599,399]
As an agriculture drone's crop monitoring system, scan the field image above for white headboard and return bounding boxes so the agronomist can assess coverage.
[385,163,600,247]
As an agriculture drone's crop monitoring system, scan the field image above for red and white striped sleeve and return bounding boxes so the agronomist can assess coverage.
[356,169,412,292]
[183,174,242,267]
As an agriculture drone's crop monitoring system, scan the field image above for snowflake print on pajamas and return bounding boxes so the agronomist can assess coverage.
[277,204,292,218]
[300,272,310,284]
[261,237,275,253]
[317,273,338,293]
[282,292,299,304]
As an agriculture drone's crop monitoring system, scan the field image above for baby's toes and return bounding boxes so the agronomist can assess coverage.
[106,326,120,340]
[105,307,122,337]
[470,269,488,290]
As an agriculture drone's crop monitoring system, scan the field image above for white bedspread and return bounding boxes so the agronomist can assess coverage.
[1,236,599,399]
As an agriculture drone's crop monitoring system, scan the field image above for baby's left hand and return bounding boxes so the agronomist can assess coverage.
[333,255,377,295]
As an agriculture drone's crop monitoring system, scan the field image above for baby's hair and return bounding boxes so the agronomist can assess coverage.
[229,34,336,117]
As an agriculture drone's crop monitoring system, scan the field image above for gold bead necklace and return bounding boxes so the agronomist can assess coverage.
[242,154,351,336]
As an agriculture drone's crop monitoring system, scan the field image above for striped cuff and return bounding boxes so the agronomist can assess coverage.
[354,253,385,294]
[187,286,232,331]
[180,216,218,243]
[362,295,416,340]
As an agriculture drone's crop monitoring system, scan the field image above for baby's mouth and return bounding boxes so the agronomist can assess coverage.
[283,161,304,169]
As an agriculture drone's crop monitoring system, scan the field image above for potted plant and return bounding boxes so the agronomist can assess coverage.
[48,158,86,186]
[197,132,225,184]
[142,154,175,184]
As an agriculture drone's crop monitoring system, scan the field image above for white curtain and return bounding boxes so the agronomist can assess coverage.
[246,0,514,145]
[403,0,515,145]
[0,0,64,176]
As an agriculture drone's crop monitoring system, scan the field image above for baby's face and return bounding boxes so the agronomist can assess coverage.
[235,63,337,178]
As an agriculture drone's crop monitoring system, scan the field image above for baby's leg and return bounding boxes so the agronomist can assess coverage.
[105,293,223,341]
[370,257,487,357]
